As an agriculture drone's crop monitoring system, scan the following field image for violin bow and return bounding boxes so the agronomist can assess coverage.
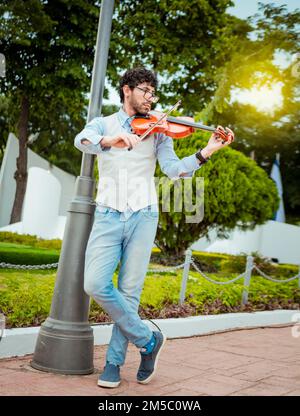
[139,100,182,141]
[128,100,182,151]
[140,101,231,141]
[129,99,231,150]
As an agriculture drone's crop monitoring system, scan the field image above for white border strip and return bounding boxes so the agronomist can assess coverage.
[0,310,299,359]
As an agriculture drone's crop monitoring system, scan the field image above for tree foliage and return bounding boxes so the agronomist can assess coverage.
[198,3,300,223]
[0,0,100,220]
[0,0,296,237]
[155,132,279,255]
[109,0,249,112]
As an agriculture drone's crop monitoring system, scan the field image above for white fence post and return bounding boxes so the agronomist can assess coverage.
[179,249,192,305]
[241,255,254,306]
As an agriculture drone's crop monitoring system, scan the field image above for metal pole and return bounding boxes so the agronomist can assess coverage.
[179,249,192,305]
[241,255,253,306]
[31,0,115,375]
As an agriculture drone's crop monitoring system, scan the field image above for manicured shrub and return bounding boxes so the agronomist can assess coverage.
[0,243,60,265]
[151,248,229,272]
[0,267,299,329]
[0,232,62,250]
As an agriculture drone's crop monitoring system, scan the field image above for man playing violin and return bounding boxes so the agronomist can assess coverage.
[74,67,234,389]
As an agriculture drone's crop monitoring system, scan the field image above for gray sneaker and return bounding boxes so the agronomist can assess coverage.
[137,331,166,384]
[98,362,121,388]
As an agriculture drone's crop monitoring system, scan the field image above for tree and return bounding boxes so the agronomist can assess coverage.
[206,100,300,224]
[0,0,99,222]
[0,0,250,224]
[0,95,11,161]
[1,0,292,233]
[109,0,250,112]
[155,132,279,256]
[197,3,300,223]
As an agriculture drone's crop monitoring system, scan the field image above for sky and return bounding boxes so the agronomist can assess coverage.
[104,0,299,108]
[227,0,299,19]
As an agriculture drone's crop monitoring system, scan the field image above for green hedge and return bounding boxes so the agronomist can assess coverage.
[0,271,55,327]
[151,248,230,272]
[1,234,298,329]
[0,267,299,329]
[0,232,62,250]
[0,232,231,270]
[0,242,60,266]
[220,253,299,277]
[152,248,299,277]
[190,251,229,272]
[0,234,298,279]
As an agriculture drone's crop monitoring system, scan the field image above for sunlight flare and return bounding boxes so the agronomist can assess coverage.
[232,82,283,113]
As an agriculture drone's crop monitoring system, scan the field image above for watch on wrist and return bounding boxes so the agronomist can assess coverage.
[195,149,209,165]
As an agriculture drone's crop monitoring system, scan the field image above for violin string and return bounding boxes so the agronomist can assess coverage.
[139,100,182,140]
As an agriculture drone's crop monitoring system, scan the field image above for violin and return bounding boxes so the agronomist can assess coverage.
[130,100,232,144]
[132,112,217,138]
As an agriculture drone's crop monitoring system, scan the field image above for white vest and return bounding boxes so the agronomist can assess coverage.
[95,113,158,211]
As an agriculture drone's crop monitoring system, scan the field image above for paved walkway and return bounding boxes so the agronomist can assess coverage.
[0,326,300,396]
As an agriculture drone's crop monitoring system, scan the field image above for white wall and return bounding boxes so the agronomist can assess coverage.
[191,220,300,265]
[0,133,76,228]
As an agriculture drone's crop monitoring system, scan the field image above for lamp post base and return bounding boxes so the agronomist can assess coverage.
[30,317,94,375]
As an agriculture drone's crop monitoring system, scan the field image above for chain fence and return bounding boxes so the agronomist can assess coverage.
[0,262,59,270]
[0,261,184,273]
[147,262,185,273]
[190,259,247,285]
[180,251,300,305]
[1,250,300,306]
[252,265,300,283]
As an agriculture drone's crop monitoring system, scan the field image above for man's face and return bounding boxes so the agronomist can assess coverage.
[124,82,157,114]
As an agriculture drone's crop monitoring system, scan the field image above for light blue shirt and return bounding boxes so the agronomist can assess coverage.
[74,108,202,221]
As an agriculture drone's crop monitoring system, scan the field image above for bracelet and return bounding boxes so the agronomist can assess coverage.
[195,149,209,165]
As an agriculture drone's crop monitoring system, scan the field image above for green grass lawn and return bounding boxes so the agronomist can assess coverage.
[0,241,59,253]
[0,242,60,266]
[0,266,299,329]
[1,237,299,328]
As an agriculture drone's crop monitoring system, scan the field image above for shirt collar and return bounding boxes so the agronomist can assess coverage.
[118,107,135,128]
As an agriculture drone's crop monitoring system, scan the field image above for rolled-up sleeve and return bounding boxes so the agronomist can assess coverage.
[74,117,111,154]
[155,133,201,180]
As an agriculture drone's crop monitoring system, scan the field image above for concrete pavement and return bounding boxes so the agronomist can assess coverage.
[0,325,300,396]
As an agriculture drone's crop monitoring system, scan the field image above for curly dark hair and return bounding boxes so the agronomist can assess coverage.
[118,67,158,103]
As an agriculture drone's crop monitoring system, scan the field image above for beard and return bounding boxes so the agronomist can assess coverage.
[129,96,151,115]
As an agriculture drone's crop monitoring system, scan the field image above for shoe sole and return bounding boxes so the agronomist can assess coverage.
[137,333,167,385]
[97,379,121,388]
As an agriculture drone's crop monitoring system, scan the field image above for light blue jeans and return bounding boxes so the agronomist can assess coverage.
[84,204,159,366]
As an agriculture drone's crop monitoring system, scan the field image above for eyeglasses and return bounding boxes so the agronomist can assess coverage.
[135,86,159,103]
